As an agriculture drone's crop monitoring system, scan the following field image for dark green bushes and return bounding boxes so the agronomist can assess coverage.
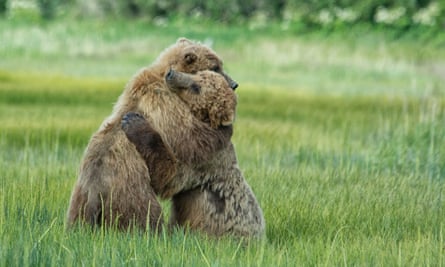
[0,0,7,16]
[4,0,445,30]
[88,0,444,27]
[37,0,58,19]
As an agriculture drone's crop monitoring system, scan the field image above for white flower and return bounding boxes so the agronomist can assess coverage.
[413,2,440,26]
[375,6,406,24]
[334,7,358,23]
[317,9,333,25]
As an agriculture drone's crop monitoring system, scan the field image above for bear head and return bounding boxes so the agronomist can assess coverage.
[156,38,238,90]
[165,69,237,129]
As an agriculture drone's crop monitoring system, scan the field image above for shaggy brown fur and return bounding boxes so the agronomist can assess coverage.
[66,38,237,231]
[170,144,265,238]
[122,71,265,238]
[121,69,237,198]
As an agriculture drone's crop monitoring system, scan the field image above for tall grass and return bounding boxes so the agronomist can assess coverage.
[1,19,445,266]
[1,18,444,96]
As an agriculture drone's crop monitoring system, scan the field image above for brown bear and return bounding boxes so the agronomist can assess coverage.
[122,70,265,239]
[121,68,238,197]
[66,38,237,231]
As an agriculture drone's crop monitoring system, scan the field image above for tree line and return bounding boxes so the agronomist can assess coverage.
[1,0,444,29]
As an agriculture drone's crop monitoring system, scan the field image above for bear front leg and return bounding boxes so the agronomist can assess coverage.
[121,112,178,196]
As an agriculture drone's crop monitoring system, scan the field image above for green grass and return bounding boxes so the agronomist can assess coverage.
[1,18,445,266]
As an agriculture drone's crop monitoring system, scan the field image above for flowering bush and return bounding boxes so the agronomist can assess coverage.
[5,0,445,29]
[284,0,444,29]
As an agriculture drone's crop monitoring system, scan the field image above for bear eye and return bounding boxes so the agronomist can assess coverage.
[211,66,221,72]
[190,83,201,94]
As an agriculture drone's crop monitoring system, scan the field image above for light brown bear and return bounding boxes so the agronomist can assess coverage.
[66,38,237,231]
[122,70,266,239]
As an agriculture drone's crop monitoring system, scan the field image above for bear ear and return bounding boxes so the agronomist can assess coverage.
[177,38,193,45]
[184,52,198,65]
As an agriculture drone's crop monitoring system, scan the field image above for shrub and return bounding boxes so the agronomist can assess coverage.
[0,0,7,15]
[37,0,445,28]
[37,0,58,20]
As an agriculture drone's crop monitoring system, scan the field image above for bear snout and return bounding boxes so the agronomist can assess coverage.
[166,68,174,81]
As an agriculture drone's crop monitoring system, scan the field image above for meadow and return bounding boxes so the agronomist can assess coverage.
[1,17,445,266]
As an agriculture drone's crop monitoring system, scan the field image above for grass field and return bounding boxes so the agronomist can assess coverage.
[1,17,445,266]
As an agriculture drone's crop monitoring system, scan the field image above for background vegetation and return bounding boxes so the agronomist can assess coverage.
[2,0,445,28]
[1,0,445,266]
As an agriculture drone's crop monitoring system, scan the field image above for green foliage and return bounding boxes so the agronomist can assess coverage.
[2,0,445,29]
[36,0,58,20]
[283,0,444,29]
[31,0,443,28]
[0,0,7,15]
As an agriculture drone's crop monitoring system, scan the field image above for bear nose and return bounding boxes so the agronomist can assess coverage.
[166,68,174,80]
[230,81,238,90]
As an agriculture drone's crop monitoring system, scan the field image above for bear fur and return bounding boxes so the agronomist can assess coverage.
[66,38,237,231]
[122,71,265,239]
[164,69,237,129]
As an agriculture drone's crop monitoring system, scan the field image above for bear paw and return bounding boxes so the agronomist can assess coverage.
[121,112,153,145]
[122,112,145,130]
